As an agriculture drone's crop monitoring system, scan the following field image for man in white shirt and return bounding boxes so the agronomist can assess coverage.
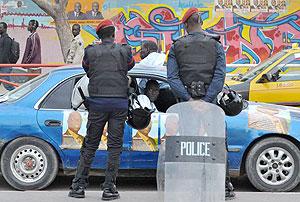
[67,24,84,64]
[133,80,160,112]
[72,75,89,110]
[139,40,166,68]
[138,41,166,93]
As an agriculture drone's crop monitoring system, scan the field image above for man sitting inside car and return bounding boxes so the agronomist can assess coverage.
[132,79,160,112]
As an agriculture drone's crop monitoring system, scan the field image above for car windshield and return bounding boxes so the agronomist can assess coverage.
[0,73,49,103]
[238,51,287,82]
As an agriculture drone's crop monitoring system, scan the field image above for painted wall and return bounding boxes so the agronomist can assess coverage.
[0,0,299,64]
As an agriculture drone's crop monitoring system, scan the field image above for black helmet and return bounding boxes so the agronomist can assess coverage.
[127,94,153,130]
[217,86,248,116]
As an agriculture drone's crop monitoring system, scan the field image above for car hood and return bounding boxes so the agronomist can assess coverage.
[0,94,8,103]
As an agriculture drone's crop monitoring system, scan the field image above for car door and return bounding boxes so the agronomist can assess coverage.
[128,74,178,170]
[249,52,300,106]
[36,75,131,170]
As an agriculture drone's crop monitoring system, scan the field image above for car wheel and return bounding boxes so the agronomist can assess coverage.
[0,137,59,190]
[245,137,300,192]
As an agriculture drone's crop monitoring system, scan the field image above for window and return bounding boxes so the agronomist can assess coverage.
[239,51,286,82]
[268,53,300,82]
[3,73,48,103]
[40,78,74,109]
[132,76,178,113]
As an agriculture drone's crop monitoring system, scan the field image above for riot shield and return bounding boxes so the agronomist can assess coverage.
[157,101,226,202]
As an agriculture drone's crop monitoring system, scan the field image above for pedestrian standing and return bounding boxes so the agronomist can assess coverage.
[22,19,41,75]
[66,24,84,64]
[0,22,14,91]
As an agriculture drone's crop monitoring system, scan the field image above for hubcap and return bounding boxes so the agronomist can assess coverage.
[10,145,47,183]
[256,147,294,186]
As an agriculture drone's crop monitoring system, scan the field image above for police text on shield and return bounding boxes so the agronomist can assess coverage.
[180,141,210,156]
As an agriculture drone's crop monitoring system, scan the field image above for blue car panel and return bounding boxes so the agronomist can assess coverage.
[1,66,300,191]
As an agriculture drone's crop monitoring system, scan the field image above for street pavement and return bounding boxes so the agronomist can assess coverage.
[1,191,300,202]
[0,175,300,202]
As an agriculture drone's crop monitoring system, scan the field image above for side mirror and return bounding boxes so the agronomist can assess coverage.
[257,73,272,83]
[271,69,281,81]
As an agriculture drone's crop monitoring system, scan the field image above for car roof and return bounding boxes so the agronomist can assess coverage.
[130,65,167,77]
[49,64,167,78]
[49,66,84,75]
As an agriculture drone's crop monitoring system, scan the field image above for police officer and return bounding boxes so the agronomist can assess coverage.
[167,7,235,200]
[69,19,135,201]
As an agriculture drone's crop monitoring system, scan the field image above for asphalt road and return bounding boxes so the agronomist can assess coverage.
[1,175,300,202]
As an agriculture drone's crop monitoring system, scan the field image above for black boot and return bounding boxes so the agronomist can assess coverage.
[225,178,235,200]
[102,185,120,201]
[68,185,85,198]
[68,161,89,198]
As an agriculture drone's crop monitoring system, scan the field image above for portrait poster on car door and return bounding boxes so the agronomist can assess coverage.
[131,113,160,152]
[61,110,108,150]
[131,113,180,152]
[248,104,291,133]
[62,111,181,152]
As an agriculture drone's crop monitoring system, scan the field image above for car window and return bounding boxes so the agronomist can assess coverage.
[2,73,49,103]
[133,76,178,113]
[40,78,74,109]
[239,51,287,82]
[268,53,300,82]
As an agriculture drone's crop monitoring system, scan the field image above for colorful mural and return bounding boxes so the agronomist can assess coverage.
[0,0,299,64]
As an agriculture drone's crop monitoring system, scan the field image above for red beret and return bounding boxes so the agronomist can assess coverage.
[182,7,199,23]
[96,19,114,33]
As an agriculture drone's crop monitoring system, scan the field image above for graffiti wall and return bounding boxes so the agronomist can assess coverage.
[0,0,299,64]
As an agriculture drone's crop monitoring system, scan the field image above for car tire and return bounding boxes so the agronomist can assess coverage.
[245,137,300,192]
[0,137,59,190]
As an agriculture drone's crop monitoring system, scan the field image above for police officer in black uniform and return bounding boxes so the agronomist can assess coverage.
[167,7,235,200]
[69,19,135,201]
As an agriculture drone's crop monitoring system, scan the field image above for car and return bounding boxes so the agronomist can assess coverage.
[226,44,300,107]
[0,66,300,192]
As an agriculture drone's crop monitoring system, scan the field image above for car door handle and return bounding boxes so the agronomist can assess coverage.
[45,120,62,127]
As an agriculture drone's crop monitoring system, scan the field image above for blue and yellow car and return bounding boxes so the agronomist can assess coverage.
[227,44,300,107]
[0,67,300,193]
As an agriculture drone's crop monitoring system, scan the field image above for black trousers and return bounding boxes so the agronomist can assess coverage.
[71,109,128,189]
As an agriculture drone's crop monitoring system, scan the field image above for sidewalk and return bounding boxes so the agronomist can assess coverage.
[0,191,300,202]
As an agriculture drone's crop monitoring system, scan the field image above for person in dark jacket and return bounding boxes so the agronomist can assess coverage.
[22,20,41,64]
[22,19,41,75]
[166,7,235,200]
[68,19,135,201]
[0,22,14,91]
